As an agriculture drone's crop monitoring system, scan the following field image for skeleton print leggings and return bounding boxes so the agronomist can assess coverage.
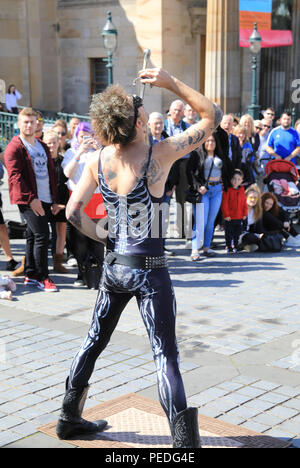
[68,262,187,423]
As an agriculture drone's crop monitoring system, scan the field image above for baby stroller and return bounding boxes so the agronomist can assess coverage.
[264,160,300,222]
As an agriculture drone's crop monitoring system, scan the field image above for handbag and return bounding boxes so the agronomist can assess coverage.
[5,220,27,239]
[185,156,215,204]
[81,254,103,290]
[185,187,202,204]
[259,232,283,252]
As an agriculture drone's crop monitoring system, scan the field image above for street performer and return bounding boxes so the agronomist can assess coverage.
[56,67,223,447]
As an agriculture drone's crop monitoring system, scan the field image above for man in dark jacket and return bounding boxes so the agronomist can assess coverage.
[164,100,191,239]
[148,112,178,255]
[4,108,59,292]
[219,114,242,175]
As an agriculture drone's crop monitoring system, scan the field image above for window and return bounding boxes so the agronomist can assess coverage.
[90,58,108,95]
[259,0,293,114]
[271,0,293,30]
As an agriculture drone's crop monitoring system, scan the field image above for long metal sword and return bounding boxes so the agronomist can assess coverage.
[140,48,151,99]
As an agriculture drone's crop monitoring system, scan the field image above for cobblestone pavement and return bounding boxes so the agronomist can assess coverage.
[0,179,299,448]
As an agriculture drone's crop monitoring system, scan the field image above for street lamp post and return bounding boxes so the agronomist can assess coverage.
[248,23,262,119]
[101,11,118,86]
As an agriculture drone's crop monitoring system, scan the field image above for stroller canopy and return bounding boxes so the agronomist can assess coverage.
[265,160,299,184]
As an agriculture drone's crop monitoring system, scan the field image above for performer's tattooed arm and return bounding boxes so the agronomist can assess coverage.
[170,128,206,153]
[66,158,108,244]
[139,68,223,165]
[154,103,223,167]
[68,201,83,230]
[213,103,224,129]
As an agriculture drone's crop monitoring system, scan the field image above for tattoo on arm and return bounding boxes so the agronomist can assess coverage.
[167,128,206,153]
[213,104,224,129]
[68,201,83,229]
[146,158,164,186]
[105,169,117,187]
[103,152,117,187]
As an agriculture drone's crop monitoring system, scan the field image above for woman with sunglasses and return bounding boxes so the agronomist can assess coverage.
[43,130,69,273]
[56,68,223,448]
[240,114,260,154]
[233,124,256,188]
[52,119,70,155]
[257,118,274,176]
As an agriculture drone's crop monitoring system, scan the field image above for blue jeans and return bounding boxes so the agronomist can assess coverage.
[191,203,204,251]
[193,183,222,250]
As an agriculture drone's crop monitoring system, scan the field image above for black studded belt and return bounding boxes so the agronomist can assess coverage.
[105,251,168,269]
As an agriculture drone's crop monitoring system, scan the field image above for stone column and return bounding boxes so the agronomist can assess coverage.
[135,0,164,113]
[25,0,61,111]
[205,0,241,113]
[188,6,207,94]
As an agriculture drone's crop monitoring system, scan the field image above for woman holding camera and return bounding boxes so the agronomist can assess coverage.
[62,122,105,288]
[43,130,69,273]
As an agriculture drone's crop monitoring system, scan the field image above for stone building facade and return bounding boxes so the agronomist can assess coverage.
[0,0,299,117]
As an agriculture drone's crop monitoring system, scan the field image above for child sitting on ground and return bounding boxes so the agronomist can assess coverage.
[221,169,248,253]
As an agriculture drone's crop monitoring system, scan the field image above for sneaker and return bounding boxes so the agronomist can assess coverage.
[203,249,216,257]
[73,274,85,287]
[67,256,77,267]
[185,240,192,249]
[226,247,234,254]
[6,259,21,271]
[37,277,58,292]
[244,244,259,252]
[285,236,300,247]
[24,275,39,286]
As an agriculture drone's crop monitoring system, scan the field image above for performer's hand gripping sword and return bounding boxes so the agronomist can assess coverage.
[133,48,151,98]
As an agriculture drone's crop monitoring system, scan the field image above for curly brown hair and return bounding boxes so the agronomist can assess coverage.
[261,192,279,216]
[90,85,136,146]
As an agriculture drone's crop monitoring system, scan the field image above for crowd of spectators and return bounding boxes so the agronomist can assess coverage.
[0,98,299,294]
[147,103,300,260]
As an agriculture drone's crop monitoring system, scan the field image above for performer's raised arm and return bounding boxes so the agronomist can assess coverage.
[139,68,223,164]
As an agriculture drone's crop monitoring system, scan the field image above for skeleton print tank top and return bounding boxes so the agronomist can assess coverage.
[98,147,164,256]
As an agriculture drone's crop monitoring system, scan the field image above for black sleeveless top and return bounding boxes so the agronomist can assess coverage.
[98,147,164,256]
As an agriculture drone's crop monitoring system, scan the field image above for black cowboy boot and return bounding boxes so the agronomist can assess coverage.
[170,407,201,448]
[56,379,107,440]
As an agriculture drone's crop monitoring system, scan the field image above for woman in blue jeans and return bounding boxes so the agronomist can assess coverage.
[187,133,231,260]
